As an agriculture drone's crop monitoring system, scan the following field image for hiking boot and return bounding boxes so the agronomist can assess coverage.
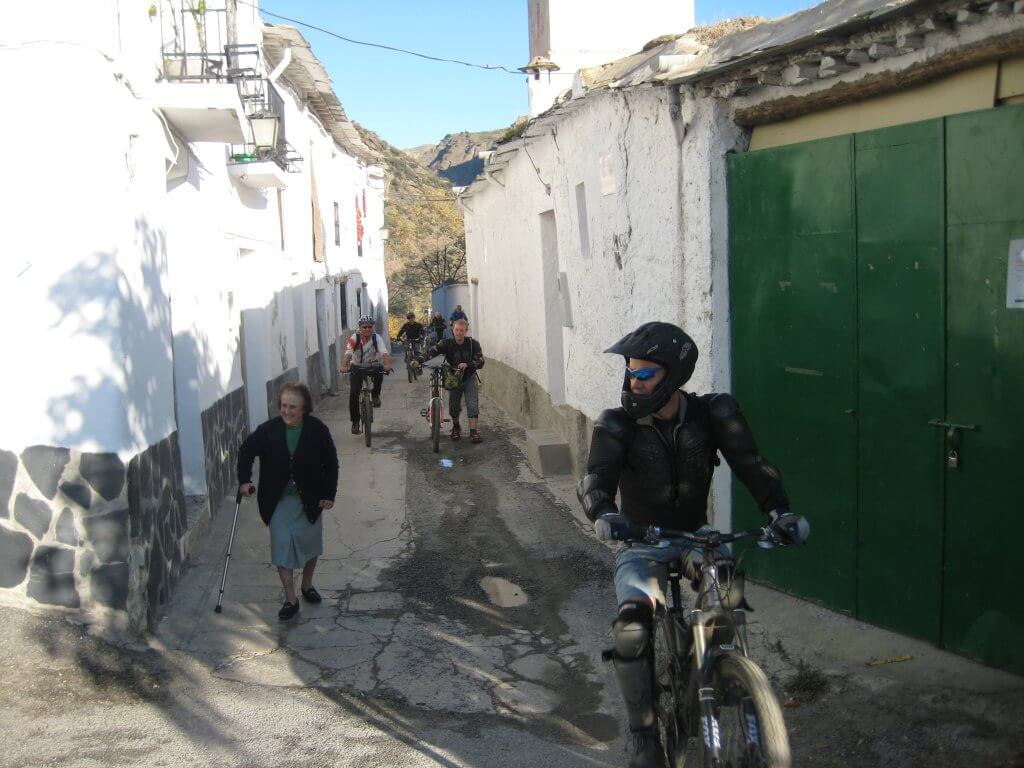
[628,730,666,768]
[351,422,361,434]
[470,429,482,444]
[450,423,462,440]
[372,396,382,407]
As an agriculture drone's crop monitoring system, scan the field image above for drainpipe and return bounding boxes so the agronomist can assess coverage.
[269,42,292,84]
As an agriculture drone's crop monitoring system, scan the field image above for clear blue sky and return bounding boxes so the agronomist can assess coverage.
[260,1,817,149]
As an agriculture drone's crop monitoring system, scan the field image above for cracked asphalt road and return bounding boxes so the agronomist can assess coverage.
[2,359,1022,767]
[0,368,625,767]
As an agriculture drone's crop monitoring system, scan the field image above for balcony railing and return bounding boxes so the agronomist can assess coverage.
[159,2,231,82]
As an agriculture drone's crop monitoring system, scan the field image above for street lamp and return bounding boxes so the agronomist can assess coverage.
[250,114,279,150]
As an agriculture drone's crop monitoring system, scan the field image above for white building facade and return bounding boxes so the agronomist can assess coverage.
[0,0,387,633]
[462,0,1024,536]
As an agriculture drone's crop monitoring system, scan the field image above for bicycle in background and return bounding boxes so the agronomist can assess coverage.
[351,363,387,448]
[418,358,447,453]
[403,339,423,383]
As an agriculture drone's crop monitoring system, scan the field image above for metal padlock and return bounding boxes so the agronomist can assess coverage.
[946,449,959,470]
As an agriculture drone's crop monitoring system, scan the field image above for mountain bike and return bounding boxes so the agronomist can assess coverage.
[403,339,423,383]
[417,359,447,453]
[603,521,804,768]
[351,364,387,448]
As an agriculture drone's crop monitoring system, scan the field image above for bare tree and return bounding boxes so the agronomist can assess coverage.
[419,236,467,289]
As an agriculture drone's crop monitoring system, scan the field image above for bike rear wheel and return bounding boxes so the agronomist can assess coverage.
[705,653,791,768]
[654,614,687,768]
[362,395,372,448]
[431,397,441,453]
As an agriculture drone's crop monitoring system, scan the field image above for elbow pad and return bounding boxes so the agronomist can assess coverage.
[577,473,617,522]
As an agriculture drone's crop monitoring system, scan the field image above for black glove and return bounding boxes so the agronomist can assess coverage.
[594,512,631,542]
[768,510,810,546]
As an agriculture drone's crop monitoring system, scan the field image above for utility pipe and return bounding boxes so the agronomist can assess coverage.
[269,41,291,83]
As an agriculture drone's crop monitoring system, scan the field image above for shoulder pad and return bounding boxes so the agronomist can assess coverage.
[596,408,631,440]
[708,393,740,419]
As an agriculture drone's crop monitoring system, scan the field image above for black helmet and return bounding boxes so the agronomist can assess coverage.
[406,312,415,319]
[605,322,698,418]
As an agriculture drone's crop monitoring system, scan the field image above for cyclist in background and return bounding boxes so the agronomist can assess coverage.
[340,315,392,435]
[427,311,447,345]
[412,318,485,443]
[576,321,806,768]
[395,312,425,359]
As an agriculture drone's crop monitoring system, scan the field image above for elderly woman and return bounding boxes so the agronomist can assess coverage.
[238,382,339,620]
[414,318,485,443]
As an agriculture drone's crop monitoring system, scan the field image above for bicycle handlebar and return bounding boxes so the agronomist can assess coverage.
[349,364,391,374]
[616,522,783,549]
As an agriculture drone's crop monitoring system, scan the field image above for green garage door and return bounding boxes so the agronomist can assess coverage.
[728,105,1024,673]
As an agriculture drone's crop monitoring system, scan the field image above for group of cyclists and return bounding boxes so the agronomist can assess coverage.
[340,306,484,442]
[337,313,807,767]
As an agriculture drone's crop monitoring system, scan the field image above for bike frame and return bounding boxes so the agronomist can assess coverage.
[643,526,771,766]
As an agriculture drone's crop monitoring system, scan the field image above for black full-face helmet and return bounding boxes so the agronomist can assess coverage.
[605,322,698,418]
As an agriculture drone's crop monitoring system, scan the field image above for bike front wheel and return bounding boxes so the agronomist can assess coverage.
[431,397,441,453]
[362,396,372,448]
[705,653,791,768]
[406,354,415,383]
[653,614,687,768]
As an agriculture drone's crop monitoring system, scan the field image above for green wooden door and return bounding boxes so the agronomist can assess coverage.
[854,121,945,642]
[943,105,1024,674]
[728,136,858,612]
[728,106,1024,672]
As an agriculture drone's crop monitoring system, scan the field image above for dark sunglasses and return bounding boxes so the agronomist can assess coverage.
[625,366,661,381]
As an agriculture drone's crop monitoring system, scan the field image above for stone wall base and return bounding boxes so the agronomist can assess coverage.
[200,387,249,520]
[0,432,187,636]
[481,358,593,477]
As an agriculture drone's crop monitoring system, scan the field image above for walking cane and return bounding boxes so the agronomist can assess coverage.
[214,488,244,614]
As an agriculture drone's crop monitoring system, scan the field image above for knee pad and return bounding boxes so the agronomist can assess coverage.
[613,603,653,660]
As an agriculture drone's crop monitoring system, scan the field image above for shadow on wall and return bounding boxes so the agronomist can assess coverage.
[0,217,187,635]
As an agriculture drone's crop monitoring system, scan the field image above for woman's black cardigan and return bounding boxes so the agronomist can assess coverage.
[237,415,339,525]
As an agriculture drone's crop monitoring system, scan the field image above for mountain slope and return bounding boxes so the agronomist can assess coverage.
[354,124,464,317]
[405,128,507,187]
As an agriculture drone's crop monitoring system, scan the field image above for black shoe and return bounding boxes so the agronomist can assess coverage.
[278,600,299,621]
[629,730,667,768]
[372,396,382,407]
[450,423,462,441]
[301,586,322,604]
[351,422,361,434]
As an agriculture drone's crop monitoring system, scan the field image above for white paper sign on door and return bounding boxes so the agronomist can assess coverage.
[1008,239,1024,310]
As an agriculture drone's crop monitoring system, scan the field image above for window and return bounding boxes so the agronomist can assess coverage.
[333,202,340,246]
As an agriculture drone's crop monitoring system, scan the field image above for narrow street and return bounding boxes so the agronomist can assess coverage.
[0,359,1022,767]
[0,361,623,767]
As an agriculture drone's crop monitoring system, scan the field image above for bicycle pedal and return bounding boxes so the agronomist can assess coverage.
[420,409,428,417]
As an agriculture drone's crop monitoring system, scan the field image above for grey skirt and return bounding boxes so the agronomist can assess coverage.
[269,493,323,569]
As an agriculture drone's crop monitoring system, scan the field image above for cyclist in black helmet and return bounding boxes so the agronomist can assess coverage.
[577,321,806,768]
[395,312,425,359]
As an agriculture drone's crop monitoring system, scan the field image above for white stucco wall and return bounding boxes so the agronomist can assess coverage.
[463,84,745,526]
[0,1,388,476]
[1,32,177,460]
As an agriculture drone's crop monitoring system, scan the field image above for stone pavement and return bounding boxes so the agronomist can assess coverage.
[1,354,1022,767]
